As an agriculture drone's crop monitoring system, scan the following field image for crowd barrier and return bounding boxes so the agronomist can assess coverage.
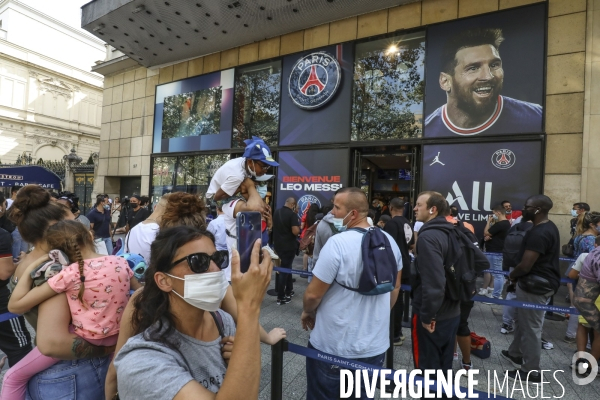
[270,339,513,400]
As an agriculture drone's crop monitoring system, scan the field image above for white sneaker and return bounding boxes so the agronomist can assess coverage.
[262,245,279,260]
[478,288,487,296]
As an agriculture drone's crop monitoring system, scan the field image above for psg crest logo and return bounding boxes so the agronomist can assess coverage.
[288,51,341,110]
[491,149,516,169]
[297,195,321,218]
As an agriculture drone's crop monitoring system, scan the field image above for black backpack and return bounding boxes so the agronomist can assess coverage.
[419,224,488,302]
[336,227,398,296]
[502,222,532,271]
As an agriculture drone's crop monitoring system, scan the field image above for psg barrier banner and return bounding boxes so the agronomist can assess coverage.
[421,141,542,237]
[275,149,349,217]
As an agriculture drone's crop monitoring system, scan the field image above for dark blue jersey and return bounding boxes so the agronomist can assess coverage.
[424,96,542,137]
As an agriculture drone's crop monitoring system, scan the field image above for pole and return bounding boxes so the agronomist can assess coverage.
[271,339,288,400]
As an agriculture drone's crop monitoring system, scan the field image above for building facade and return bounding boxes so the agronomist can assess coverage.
[0,0,104,166]
[85,0,593,243]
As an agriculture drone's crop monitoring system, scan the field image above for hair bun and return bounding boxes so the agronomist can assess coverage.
[11,185,51,215]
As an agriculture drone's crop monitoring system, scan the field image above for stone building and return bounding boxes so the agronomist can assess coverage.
[0,0,104,166]
[83,0,593,243]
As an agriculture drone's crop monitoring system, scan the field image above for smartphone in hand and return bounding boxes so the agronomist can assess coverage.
[236,211,262,273]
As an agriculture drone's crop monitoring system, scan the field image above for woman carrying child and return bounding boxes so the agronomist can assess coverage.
[3,219,140,400]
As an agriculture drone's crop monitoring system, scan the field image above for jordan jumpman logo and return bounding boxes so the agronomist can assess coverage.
[430,152,445,166]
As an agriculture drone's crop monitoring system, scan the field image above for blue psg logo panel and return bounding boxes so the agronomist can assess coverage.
[288,52,341,110]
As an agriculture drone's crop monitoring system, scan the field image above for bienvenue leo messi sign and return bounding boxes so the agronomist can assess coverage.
[276,149,349,218]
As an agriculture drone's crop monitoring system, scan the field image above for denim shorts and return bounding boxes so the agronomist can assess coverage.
[26,356,110,400]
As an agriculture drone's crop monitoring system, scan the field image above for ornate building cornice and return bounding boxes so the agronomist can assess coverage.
[30,71,80,100]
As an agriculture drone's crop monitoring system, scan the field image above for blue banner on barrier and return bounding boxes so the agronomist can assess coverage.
[287,342,513,399]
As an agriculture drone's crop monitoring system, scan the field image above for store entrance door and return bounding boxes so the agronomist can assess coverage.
[352,146,420,222]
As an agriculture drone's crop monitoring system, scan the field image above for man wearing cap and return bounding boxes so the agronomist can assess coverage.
[126,195,150,231]
[206,136,279,208]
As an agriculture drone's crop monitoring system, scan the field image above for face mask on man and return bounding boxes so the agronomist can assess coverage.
[571,209,579,218]
[256,185,268,199]
[332,211,352,232]
[492,214,499,221]
[166,271,229,312]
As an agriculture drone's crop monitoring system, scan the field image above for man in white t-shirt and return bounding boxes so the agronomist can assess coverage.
[206,137,278,208]
[222,177,270,282]
[301,187,402,399]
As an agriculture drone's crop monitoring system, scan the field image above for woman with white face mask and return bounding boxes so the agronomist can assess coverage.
[113,226,273,400]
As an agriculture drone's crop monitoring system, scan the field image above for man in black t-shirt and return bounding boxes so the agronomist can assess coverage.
[501,195,560,384]
[126,195,150,231]
[482,204,511,299]
[384,198,414,345]
[273,197,300,305]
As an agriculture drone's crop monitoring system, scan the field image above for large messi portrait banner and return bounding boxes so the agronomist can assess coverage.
[421,141,542,237]
[423,3,545,138]
[275,149,349,218]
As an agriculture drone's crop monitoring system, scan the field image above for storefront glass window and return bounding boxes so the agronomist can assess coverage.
[151,154,230,204]
[161,87,222,139]
[351,32,425,141]
[232,61,281,148]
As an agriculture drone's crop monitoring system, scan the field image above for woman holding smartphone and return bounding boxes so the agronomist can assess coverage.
[113,226,273,399]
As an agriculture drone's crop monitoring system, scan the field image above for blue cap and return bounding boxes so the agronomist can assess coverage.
[242,136,279,167]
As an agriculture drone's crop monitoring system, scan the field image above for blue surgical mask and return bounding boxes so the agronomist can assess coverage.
[104,205,110,211]
[571,210,578,218]
[492,214,498,221]
[256,185,268,199]
[331,211,352,232]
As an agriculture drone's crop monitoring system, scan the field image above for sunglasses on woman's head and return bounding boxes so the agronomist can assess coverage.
[170,250,229,273]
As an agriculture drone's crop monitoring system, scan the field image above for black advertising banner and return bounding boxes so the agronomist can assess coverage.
[424,3,545,138]
[276,149,349,218]
[279,43,354,146]
[421,141,542,237]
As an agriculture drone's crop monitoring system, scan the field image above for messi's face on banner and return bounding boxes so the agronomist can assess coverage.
[441,44,504,122]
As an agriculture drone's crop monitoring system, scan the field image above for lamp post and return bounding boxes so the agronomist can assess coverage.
[63,148,82,191]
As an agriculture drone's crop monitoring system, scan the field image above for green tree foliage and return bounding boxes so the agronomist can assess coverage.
[352,40,425,141]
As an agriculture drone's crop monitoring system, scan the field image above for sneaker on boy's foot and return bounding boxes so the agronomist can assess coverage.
[276,297,291,305]
[500,324,515,334]
[393,336,403,346]
[453,352,459,361]
[542,338,554,350]
[262,245,279,260]
[478,288,487,296]
[501,350,523,368]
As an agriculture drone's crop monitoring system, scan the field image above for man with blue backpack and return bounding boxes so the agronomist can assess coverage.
[301,187,402,400]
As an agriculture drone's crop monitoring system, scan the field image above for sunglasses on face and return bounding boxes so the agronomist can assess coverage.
[170,250,229,273]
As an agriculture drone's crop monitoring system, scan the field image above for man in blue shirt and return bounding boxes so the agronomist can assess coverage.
[425,28,542,137]
[87,194,113,255]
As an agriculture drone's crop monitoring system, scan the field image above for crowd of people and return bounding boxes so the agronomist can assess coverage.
[0,138,598,399]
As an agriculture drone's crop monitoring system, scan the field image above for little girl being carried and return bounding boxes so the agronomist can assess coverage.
[3,219,140,400]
